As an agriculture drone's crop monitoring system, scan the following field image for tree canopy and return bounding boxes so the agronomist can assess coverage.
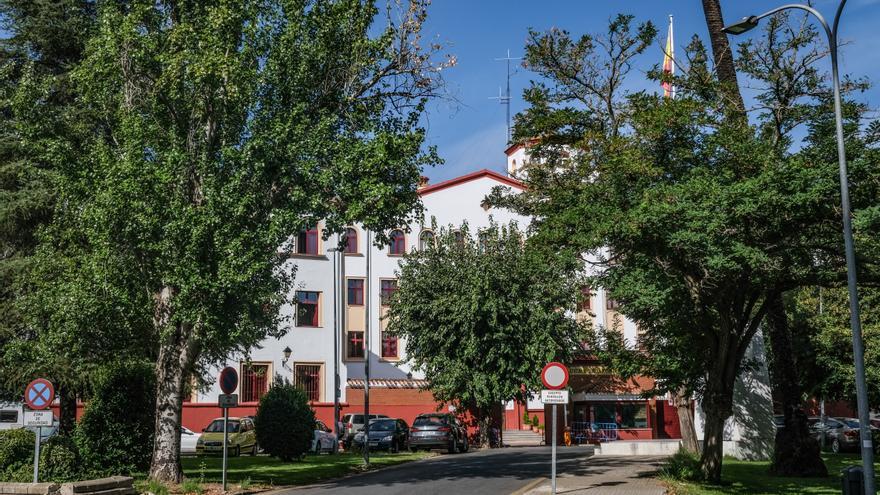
[491,14,880,481]
[6,0,451,482]
[386,222,584,443]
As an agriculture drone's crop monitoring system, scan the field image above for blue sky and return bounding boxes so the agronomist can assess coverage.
[417,0,880,182]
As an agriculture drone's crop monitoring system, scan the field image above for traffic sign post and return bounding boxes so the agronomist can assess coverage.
[217,368,238,492]
[541,363,569,495]
[24,379,55,483]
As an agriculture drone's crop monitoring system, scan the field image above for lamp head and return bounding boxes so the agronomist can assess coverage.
[722,16,760,35]
[282,346,292,360]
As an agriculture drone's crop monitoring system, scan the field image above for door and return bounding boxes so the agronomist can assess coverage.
[660,401,682,439]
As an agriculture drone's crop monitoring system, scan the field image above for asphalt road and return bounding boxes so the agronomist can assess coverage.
[278,446,595,495]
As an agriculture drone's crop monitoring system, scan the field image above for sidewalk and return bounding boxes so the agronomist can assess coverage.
[522,455,668,495]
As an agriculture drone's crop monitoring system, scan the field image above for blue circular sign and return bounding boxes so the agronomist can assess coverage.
[219,367,238,394]
[24,379,54,410]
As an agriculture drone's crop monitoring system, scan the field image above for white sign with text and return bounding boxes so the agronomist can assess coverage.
[24,410,54,427]
[541,389,569,404]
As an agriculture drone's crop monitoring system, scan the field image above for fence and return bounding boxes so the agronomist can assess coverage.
[570,422,619,445]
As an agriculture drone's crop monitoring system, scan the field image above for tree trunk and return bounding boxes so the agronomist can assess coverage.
[478,413,490,448]
[148,286,197,483]
[700,399,730,483]
[766,293,827,476]
[700,0,745,112]
[57,384,77,436]
[673,390,700,454]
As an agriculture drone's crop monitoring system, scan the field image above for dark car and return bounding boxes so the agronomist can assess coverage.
[409,413,469,454]
[352,418,409,453]
[341,413,389,448]
[810,416,880,453]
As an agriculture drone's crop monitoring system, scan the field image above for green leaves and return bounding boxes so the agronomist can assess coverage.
[386,222,585,413]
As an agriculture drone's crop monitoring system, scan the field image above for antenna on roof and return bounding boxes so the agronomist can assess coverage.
[488,49,521,144]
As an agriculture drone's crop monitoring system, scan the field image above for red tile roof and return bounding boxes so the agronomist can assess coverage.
[418,169,525,196]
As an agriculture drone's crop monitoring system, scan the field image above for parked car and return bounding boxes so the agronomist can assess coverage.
[180,426,201,454]
[341,413,388,447]
[312,420,338,454]
[352,418,410,453]
[810,416,880,453]
[408,413,468,454]
[196,417,258,456]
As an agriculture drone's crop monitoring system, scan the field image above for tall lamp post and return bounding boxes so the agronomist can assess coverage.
[725,2,875,493]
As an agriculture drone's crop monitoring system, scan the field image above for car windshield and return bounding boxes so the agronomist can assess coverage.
[206,420,239,433]
[370,420,396,431]
[413,416,446,427]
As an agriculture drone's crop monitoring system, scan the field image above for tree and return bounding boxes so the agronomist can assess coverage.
[791,287,880,410]
[0,0,96,422]
[34,0,449,483]
[385,223,584,446]
[254,381,315,461]
[492,15,880,481]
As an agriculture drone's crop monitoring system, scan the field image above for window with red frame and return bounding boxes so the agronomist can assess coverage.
[344,228,358,254]
[606,297,620,310]
[294,364,321,402]
[577,287,592,312]
[381,332,398,359]
[389,229,405,255]
[347,279,364,306]
[241,363,269,402]
[296,291,320,326]
[296,226,319,255]
[380,279,398,306]
[347,331,365,359]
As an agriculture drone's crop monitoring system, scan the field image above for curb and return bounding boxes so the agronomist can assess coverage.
[261,452,445,493]
[509,477,546,495]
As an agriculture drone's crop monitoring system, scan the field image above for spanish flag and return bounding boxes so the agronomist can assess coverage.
[662,15,675,99]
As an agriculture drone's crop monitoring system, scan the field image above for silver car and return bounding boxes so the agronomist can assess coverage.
[340,413,388,447]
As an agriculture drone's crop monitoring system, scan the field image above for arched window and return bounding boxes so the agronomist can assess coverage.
[389,229,406,255]
[453,230,464,248]
[419,230,435,250]
[344,227,358,254]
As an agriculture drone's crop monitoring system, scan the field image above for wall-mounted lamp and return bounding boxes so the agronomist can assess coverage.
[282,346,293,370]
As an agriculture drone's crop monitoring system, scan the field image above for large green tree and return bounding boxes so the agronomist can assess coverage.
[0,0,96,417]
[492,15,880,481]
[385,223,584,446]
[30,0,449,482]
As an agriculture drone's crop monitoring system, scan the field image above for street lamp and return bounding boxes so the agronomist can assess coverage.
[281,346,292,370]
[725,2,875,493]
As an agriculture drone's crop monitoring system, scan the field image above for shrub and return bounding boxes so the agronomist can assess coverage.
[180,479,203,495]
[0,429,84,482]
[254,382,314,461]
[523,410,530,425]
[75,361,156,475]
[532,415,540,427]
[39,435,80,482]
[659,449,703,482]
[0,428,35,481]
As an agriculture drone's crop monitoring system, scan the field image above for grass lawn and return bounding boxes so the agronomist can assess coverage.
[176,451,434,489]
[664,453,877,494]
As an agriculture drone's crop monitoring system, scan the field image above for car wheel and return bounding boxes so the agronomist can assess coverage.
[390,439,399,454]
[831,438,840,454]
[447,439,457,454]
[251,443,258,456]
[462,437,469,453]
[233,445,241,457]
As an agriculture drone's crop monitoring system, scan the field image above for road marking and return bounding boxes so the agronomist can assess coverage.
[510,477,545,495]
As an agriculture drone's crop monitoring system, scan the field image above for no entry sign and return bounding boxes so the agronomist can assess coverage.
[541,362,569,390]
[24,379,54,410]
[219,367,238,394]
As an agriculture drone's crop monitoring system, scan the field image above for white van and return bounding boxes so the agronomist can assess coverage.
[0,402,25,430]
